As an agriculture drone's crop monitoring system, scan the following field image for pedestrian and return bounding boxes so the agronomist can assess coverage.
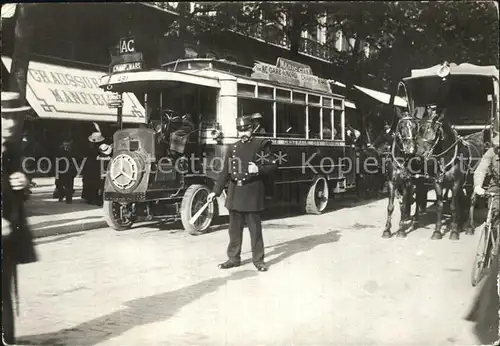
[82,131,105,205]
[2,92,38,345]
[97,142,113,204]
[207,115,277,272]
[56,139,77,204]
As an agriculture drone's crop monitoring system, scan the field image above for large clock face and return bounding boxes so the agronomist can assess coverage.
[109,153,139,190]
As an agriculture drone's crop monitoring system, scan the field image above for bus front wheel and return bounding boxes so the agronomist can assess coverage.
[103,200,134,231]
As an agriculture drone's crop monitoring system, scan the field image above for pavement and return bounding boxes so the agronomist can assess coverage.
[13,193,494,346]
[26,177,106,238]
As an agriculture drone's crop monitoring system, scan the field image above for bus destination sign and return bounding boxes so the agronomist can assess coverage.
[252,58,331,94]
[110,36,144,74]
[112,61,143,73]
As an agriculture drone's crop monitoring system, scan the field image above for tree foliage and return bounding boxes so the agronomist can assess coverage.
[160,1,497,95]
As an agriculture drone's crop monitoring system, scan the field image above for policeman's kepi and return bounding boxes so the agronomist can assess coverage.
[237,115,253,142]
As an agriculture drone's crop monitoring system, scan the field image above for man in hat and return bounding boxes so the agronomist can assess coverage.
[250,112,266,134]
[2,92,38,344]
[207,115,277,272]
[82,131,105,205]
[467,117,499,344]
[56,139,76,204]
[97,142,113,203]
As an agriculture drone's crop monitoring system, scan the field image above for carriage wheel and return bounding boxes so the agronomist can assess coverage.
[470,222,496,287]
[103,201,134,231]
[304,176,329,214]
[180,184,216,235]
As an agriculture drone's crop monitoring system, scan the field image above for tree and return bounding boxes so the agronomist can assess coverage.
[3,3,36,105]
[164,2,326,60]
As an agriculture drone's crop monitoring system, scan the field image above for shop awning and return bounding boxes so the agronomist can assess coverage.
[2,56,146,123]
[353,85,408,108]
[345,100,356,109]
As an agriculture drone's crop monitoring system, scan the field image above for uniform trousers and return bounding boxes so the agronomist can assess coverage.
[227,211,264,265]
[2,238,15,344]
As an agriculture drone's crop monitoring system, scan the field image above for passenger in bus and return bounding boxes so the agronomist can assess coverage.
[322,127,332,139]
[250,113,266,134]
[207,115,277,272]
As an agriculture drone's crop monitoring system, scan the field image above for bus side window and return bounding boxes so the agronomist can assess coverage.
[322,109,333,140]
[334,110,342,139]
[276,103,306,138]
[308,106,321,139]
[237,98,273,136]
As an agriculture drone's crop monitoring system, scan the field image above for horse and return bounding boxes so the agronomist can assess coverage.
[382,115,427,238]
[415,109,485,240]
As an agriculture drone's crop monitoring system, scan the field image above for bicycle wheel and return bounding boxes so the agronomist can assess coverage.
[471,222,491,287]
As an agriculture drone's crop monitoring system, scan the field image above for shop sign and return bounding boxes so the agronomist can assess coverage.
[1,56,145,123]
[251,59,332,94]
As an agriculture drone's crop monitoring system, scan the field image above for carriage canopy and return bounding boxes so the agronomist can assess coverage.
[402,62,499,132]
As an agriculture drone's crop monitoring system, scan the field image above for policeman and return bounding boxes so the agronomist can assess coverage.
[2,92,38,344]
[207,115,277,272]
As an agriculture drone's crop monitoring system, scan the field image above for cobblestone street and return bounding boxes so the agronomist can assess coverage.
[16,197,483,345]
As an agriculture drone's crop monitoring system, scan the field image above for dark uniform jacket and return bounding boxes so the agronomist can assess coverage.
[213,137,277,212]
[1,143,37,265]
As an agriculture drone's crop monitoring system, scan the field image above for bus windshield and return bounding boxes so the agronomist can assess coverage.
[138,83,218,127]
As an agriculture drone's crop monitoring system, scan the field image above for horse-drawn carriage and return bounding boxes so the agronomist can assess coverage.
[382,61,498,240]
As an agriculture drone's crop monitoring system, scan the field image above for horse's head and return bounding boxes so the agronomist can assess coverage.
[395,115,419,156]
[416,106,445,157]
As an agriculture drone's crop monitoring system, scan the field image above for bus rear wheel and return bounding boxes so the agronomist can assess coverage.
[304,176,329,214]
[180,184,216,235]
[103,200,134,231]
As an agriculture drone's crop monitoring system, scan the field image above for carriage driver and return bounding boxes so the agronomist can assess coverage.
[207,115,277,272]
[473,117,499,230]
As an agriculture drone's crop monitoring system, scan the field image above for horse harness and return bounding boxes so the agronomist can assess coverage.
[417,118,474,185]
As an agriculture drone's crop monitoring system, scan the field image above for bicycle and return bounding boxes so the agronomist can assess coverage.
[470,192,499,287]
